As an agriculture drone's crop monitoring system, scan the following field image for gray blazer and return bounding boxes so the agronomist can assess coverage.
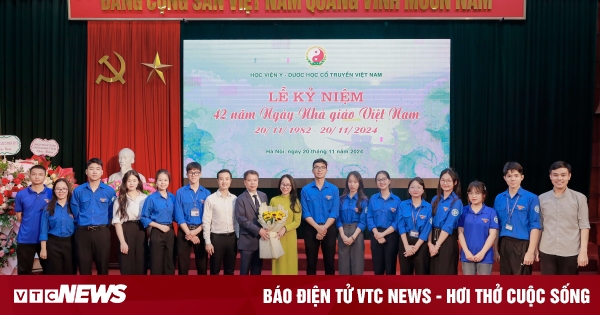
[235,190,268,251]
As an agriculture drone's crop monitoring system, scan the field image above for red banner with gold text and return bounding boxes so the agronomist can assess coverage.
[69,0,526,20]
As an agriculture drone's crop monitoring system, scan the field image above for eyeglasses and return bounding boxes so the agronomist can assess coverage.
[54,188,69,192]
[376,178,389,183]
[188,172,201,176]
[440,179,453,184]
[313,166,327,171]
[281,184,292,188]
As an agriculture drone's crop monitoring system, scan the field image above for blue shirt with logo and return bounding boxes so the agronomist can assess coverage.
[15,186,53,244]
[174,184,210,226]
[141,191,176,228]
[300,180,340,224]
[397,199,433,242]
[335,194,368,231]
[71,182,116,226]
[458,204,499,263]
[493,187,541,240]
[39,202,75,241]
[431,192,463,234]
[367,192,401,231]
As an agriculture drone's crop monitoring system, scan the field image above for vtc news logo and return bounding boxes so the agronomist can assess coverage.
[14,284,127,303]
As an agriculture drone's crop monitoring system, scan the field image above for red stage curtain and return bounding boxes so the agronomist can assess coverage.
[86,21,182,192]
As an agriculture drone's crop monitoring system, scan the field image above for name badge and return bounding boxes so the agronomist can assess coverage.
[191,208,200,217]
[409,230,419,238]
[505,224,513,231]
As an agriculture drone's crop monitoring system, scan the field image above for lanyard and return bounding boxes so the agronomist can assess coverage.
[506,195,520,224]
[411,204,422,227]
[190,189,200,208]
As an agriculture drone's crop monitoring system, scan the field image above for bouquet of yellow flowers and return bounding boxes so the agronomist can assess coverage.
[257,203,288,259]
[261,209,285,224]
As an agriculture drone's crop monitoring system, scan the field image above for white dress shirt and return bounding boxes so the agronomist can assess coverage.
[202,190,238,244]
[112,191,147,224]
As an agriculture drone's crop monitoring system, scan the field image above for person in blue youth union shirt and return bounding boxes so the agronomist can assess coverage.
[39,179,75,275]
[397,177,432,275]
[367,170,401,275]
[71,158,116,275]
[174,161,211,275]
[429,168,463,275]
[141,169,177,275]
[458,181,499,275]
[336,171,368,275]
[493,162,541,275]
[15,165,52,275]
[301,158,340,275]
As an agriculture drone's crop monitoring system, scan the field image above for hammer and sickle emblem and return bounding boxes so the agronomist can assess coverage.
[95,52,126,84]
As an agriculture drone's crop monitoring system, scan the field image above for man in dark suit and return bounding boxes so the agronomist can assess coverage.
[235,170,269,275]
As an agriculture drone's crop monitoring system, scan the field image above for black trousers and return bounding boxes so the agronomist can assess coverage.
[71,236,79,274]
[176,230,207,275]
[499,236,532,275]
[370,229,398,275]
[430,228,459,275]
[239,248,263,275]
[119,222,147,275]
[76,226,111,275]
[149,226,175,275]
[399,236,430,275]
[17,243,46,275]
[210,233,236,275]
[540,252,578,275]
[45,235,74,275]
[304,224,337,275]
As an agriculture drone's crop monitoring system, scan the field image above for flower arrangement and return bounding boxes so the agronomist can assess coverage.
[0,155,76,269]
[261,208,285,225]
[102,177,156,196]
[257,203,288,259]
[0,231,17,270]
[143,178,157,195]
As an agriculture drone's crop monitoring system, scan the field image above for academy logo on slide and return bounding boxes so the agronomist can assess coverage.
[13,284,127,303]
[306,46,326,67]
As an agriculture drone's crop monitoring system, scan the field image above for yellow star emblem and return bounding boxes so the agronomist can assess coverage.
[141,52,172,84]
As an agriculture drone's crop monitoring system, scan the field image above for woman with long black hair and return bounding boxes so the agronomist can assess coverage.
[270,174,302,275]
[429,168,463,275]
[337,171,368,275]
[112,170,147,275]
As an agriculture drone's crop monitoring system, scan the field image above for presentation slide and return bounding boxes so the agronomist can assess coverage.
[183,39,450,179]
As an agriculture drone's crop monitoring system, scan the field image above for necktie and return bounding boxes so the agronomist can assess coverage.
[253,194,260,211]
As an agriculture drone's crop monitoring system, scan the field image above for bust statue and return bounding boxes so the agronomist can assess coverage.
[108,148,146,184]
